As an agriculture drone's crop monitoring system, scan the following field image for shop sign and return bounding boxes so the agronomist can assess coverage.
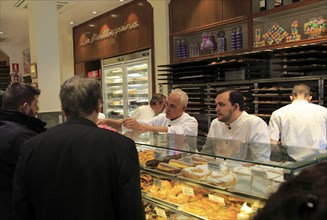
[79,21,140,47]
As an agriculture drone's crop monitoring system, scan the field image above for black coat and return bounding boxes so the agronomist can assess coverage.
[12,117,145,220]
[0,109,46,220]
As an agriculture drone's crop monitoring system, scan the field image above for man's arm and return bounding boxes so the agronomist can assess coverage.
[12,142,34,220]
[268,112,281,143]
[123,118,168,133]
[97,118,123,131]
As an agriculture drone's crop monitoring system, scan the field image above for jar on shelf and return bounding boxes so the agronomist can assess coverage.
[304,16,327,39]
[200,32,216,55]
[216,30,226,53]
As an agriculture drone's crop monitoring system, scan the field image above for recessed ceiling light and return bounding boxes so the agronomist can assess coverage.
[0,31,4,35]
[92,11,97,14]
[119,0,124,2]
[69,21,75,25]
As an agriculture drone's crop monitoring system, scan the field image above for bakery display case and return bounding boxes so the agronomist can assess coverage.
[125,131,327,220]
[102,50,152,119]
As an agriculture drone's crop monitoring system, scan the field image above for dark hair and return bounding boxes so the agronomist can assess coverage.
[292,83,311,97]
[150,93,166,106]
[60,76,102,118]
[216,88,244,111]
[253,162,327,220]
[2,83,41,109]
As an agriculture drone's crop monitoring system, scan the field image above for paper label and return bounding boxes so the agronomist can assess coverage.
[155,207,167,218]
[208,194,226,205]
[252,169,268,190]
[154,149,164,160]
[153,178,162,188]
[182,186,195,197]
[208,161,221,172]
[181,157,193,164]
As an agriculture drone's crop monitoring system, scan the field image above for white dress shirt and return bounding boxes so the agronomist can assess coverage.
[130,105,155,120]
[269,100,327,161]
[204,111,271,162]
[140,112,198,136]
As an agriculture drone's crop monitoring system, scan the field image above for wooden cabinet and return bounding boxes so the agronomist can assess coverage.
[160,0,327,135]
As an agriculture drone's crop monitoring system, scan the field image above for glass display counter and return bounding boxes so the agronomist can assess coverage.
[124,131,326,220]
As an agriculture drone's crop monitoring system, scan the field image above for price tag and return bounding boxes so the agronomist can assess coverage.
[182,186,194,197]
[155,207,167,218]
[153,178,162,188]
[252,168,268,191]
[154,149,164,160]
[208,161,221,172]
[208,194,226,205]
[181,157,193,164]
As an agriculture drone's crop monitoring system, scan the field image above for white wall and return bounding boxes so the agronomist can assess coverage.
[0,44,27,74]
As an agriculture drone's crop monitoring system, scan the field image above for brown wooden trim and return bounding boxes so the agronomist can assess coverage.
[251,0,323,18]
[170,16,249,37]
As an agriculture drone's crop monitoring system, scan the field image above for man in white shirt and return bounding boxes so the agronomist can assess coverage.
[202,88,271,162]
[123,89,198,136]
[269,83,327,161]
[129,93,166,120]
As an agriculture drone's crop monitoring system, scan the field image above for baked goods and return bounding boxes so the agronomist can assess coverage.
[206,171,237,187]
[236,203,256,220]
[168,159,195,169]
[145,159,162,169]
[140,173,153,190]
[191,155,215,164]
[138,150,154,165]
[157,162,181,174]
[167,193,190,204]
[209,208,238,220]
[180,164,212,180]
[182,198,221,218]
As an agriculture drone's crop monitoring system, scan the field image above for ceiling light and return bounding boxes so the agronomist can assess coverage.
[119,0,125,2]
[0,31,4,35]
[69,21,75,24]
[92,11,97,14]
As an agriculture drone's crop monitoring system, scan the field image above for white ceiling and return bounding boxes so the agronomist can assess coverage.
[0,0,132,46]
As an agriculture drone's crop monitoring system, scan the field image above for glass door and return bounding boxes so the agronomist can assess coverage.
[103,64,125,119]
[125,58,151,117]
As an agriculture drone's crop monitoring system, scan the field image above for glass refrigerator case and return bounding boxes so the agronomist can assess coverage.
[102,50,151,119]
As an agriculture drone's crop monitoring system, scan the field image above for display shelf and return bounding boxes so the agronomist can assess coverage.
[252,0,327,50]
[171,16,249,62]
[132,132,327,220]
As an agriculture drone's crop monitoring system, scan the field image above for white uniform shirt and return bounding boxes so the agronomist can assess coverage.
[98,112,106,119]
[140,112,198,136]
[130,105,155,120]
[269,100,327,160]
[204,111,271,162]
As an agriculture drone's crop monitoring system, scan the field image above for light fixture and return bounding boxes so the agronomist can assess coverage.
[0,31,4,35]
[118,0,124,2]
[69,21,75,25]
[92,11,97,14]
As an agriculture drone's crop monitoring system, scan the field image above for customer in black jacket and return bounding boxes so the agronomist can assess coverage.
[0,83,46,220]
[12,76,145,220]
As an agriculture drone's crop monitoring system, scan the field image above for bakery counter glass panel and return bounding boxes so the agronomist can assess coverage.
[128,132,326,199]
